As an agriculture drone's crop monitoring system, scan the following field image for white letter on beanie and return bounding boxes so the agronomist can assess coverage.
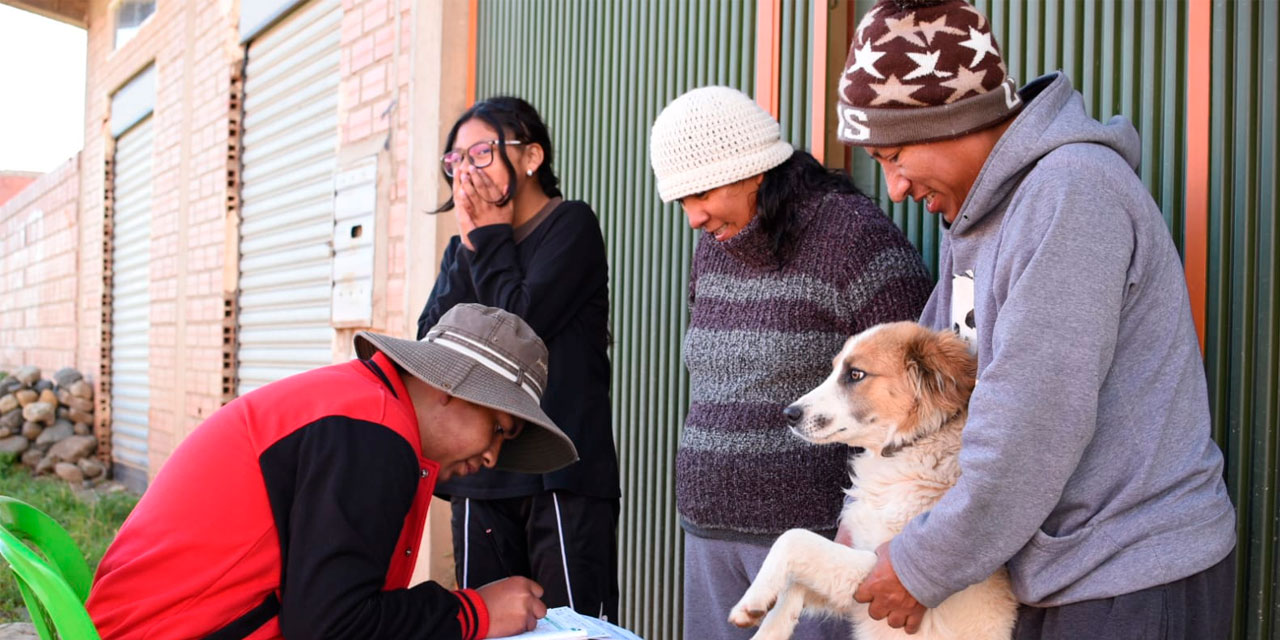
[839,105,871,142]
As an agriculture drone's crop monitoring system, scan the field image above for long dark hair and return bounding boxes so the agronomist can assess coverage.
[435,96,562,212]
[756,150,862,263]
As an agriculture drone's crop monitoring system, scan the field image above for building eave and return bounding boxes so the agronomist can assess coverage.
[2,0,87,29]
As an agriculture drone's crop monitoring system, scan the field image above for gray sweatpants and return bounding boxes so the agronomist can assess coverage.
[1013,548,1235,640]
[683,532,854,640]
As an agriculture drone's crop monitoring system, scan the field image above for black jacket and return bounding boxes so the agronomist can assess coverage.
[418,199,619,500]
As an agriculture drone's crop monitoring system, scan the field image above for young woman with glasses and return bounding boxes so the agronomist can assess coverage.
[417,96,620,622]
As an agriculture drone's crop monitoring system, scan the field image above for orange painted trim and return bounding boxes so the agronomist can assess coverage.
[1185,0,1211,353]
[843,4,858,171]
[770,0,781,118]
[811,1,828,163]
[466,0,478,107]
[755,0,781,118]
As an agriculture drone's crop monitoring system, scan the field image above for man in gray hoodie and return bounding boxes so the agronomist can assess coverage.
[833,1,1237,638]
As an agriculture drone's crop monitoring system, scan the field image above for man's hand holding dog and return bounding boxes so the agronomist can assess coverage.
[854,540,927,634]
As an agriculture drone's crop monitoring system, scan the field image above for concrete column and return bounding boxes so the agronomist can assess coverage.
[405,0,470,589]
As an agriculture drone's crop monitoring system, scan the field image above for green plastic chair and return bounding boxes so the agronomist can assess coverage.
[0,497,99,640]
[0,496,93,601]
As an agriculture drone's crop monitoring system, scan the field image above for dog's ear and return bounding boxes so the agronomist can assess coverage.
[904,328,977,418]
[877,326,977,456]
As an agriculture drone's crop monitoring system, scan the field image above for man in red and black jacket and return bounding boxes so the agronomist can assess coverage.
[87,304,579,639]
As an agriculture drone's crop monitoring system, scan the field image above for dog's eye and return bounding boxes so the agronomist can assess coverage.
[843,367,866,384]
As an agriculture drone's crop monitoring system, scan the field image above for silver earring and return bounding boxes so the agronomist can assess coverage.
[526,169,534,176]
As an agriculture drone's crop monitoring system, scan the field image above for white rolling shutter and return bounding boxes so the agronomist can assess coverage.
[110,116,154,479]
[237,0,341,394]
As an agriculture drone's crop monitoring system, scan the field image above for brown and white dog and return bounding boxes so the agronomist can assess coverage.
[728,321,1016,640]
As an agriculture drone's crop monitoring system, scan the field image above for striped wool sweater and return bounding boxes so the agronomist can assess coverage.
[678,191,933,541]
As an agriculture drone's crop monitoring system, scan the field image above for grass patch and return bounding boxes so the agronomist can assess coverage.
[0,464,138,622]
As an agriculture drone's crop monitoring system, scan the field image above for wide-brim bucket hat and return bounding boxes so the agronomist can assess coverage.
[354,303,578,474]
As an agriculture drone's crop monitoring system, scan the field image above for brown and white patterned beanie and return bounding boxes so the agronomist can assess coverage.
[836,0,1023,147]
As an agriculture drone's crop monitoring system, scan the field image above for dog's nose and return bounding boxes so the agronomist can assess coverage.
[782,405,804,425]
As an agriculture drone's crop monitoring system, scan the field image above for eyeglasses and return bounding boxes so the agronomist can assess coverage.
[441,140,525,177]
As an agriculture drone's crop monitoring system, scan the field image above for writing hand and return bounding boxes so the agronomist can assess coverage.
[476,576,547,638]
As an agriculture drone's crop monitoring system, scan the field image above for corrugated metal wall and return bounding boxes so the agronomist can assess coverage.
[848,0,1189,278]
[109,116,154,483]
[237,0,341,394]
[474,2,774,637]
[1208,2,1279,638]
[473,1,1278,637]
[778,1,814,150]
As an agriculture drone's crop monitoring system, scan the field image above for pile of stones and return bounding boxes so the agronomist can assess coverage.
[0,366,105,485]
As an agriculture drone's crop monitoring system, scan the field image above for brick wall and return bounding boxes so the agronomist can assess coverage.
[148,2,240,459]
[0,157,82,374]
[82,0,241,476]
[340,0,414,340]
[341,0,464,588]
[62,0,462,581]
[74,0,424,480]
[63,0,443,485]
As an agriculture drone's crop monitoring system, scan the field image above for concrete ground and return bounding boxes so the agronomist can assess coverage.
[0,623,36,639]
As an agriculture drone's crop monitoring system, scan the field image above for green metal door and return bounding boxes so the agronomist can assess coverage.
[475,2,1279,638]
[1208,2,1279,638]
[778,1,815,150]
[475,2,758,637]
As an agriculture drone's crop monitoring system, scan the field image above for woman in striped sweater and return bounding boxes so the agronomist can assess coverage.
[650,86,934,640]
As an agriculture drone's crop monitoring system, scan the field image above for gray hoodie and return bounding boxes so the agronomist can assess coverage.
[892,72,1236,608]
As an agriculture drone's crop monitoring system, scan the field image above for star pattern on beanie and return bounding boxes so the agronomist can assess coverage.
[917,14,964,45]
[846,40,887,80]
[845,1,1008,107]
[870,75,927,106]
[876,14,927,47]
[940,65,987,102]
[855,5,882,43]
[904,50,952,80]
[836,0,1023,146]
[958,27,1000,68]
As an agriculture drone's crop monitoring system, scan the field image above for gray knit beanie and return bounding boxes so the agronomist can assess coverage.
[649,86,794,203]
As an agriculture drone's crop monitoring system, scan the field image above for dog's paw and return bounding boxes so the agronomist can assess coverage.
[751,591,804,640]
[728,595,774,628]
[749,625,796,640]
